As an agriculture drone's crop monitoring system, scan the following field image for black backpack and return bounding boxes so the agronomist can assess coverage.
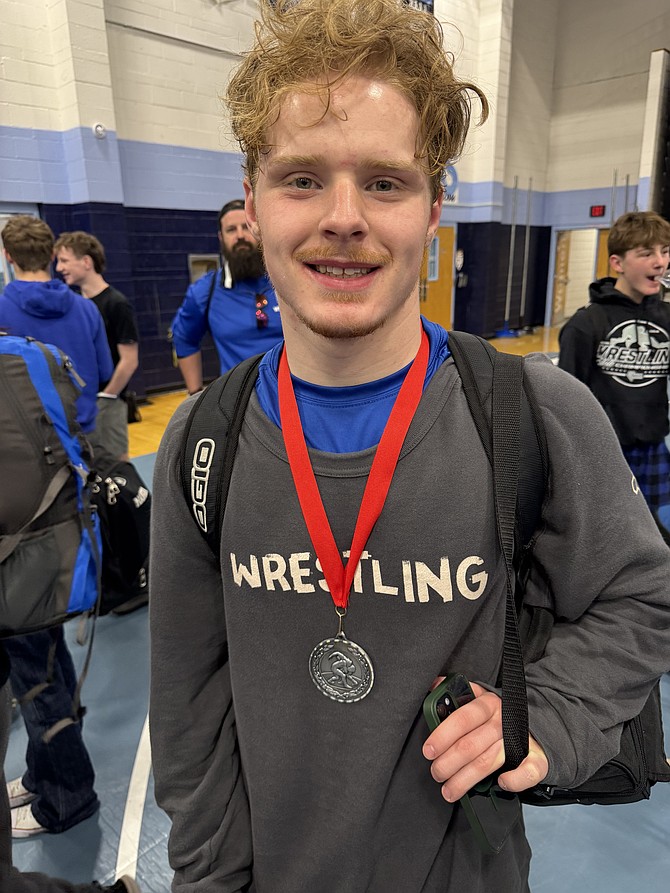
[89,451,151,615]
[178,331,670,806]
[0,333,101,636]
[0,333,103,730]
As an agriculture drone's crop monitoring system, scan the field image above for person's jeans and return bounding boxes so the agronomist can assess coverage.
[1,673,105,891]
[3,628,99,833]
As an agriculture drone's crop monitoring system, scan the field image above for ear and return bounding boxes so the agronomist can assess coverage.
[425,188,443,247]
[244,180,260,241]
[609,253,624,275]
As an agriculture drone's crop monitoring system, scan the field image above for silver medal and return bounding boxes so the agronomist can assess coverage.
[309,633,374,703]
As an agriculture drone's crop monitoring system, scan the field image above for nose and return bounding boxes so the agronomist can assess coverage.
[318,178,368,241]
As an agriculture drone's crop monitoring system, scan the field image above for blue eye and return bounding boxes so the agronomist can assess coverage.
[293,177,314,190]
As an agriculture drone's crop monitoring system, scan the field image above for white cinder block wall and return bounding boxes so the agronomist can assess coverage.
[1,0,69,133]
[104,0,256,153]
[547,0,670,211]
[438,0,513,200]
[505,0,559,199]
[2,0,669,218]
[1,0,669,382]
[440,0,670,226]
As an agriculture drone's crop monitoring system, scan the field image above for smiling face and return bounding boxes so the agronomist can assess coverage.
[611,243,670,304]
[245,75,442,349]
[55,247,91,288]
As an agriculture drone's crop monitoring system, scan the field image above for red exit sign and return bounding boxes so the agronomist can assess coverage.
[590,204,606,218]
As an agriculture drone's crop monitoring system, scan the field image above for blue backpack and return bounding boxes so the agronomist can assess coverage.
[0,333,101,636]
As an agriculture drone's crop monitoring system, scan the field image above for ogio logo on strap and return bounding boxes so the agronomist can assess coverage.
[191,438,215,532]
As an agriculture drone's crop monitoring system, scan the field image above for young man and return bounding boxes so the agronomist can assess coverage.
[149,2,670,890]
[0,218,113,437]
[559,211,670,509]
[0,217,110,839]
[170,199,283,395]
[54,232,139,462]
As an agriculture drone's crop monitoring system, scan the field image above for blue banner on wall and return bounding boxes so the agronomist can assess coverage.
[444,165,459,203]
[403,0,434,13]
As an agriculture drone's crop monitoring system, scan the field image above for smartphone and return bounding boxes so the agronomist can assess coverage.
[423,673,522,855]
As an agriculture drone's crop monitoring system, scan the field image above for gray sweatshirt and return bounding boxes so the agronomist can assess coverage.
[149,353,670,892]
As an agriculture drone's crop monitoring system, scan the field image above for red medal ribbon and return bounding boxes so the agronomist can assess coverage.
[278,329,429,610]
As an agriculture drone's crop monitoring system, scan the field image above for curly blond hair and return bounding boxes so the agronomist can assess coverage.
[227,0,488,200]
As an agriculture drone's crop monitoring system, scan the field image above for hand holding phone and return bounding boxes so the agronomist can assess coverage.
[423,673,521,855]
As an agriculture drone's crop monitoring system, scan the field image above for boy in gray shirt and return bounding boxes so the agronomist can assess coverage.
[149,1,670,890]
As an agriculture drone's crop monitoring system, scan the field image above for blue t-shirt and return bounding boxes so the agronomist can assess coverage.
[256,317,450,452]
[171,269,283,374]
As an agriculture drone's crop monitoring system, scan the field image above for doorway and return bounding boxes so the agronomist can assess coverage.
[550,228,599,325]
[595,228,616,279]
[420,225,455,329]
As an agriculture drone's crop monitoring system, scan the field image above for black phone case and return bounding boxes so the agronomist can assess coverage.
[423,674,522,855]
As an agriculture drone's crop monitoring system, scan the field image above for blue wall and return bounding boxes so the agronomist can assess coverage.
[41,202,223,395]
[453,223,551,337]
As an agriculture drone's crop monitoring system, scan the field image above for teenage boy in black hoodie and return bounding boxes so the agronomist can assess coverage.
[559,211,670,508]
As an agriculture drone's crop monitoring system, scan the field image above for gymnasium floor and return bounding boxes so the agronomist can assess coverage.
[7,327,670,891]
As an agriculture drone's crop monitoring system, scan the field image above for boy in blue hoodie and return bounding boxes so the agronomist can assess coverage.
[559,211,670,508]
[0,216,112,842]
[0,215,113,433]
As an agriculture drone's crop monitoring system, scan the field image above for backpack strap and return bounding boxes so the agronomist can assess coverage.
[0,466,71,563]
[181,334,550,562]
[490,350,530,770]
[180,353,263,562]
[448,331,548,554]
[448,330,551,770]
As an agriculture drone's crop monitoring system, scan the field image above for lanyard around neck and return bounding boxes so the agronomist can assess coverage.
[278,329,429,610]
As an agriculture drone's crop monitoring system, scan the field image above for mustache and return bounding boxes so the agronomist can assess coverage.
[293,248,391,267]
